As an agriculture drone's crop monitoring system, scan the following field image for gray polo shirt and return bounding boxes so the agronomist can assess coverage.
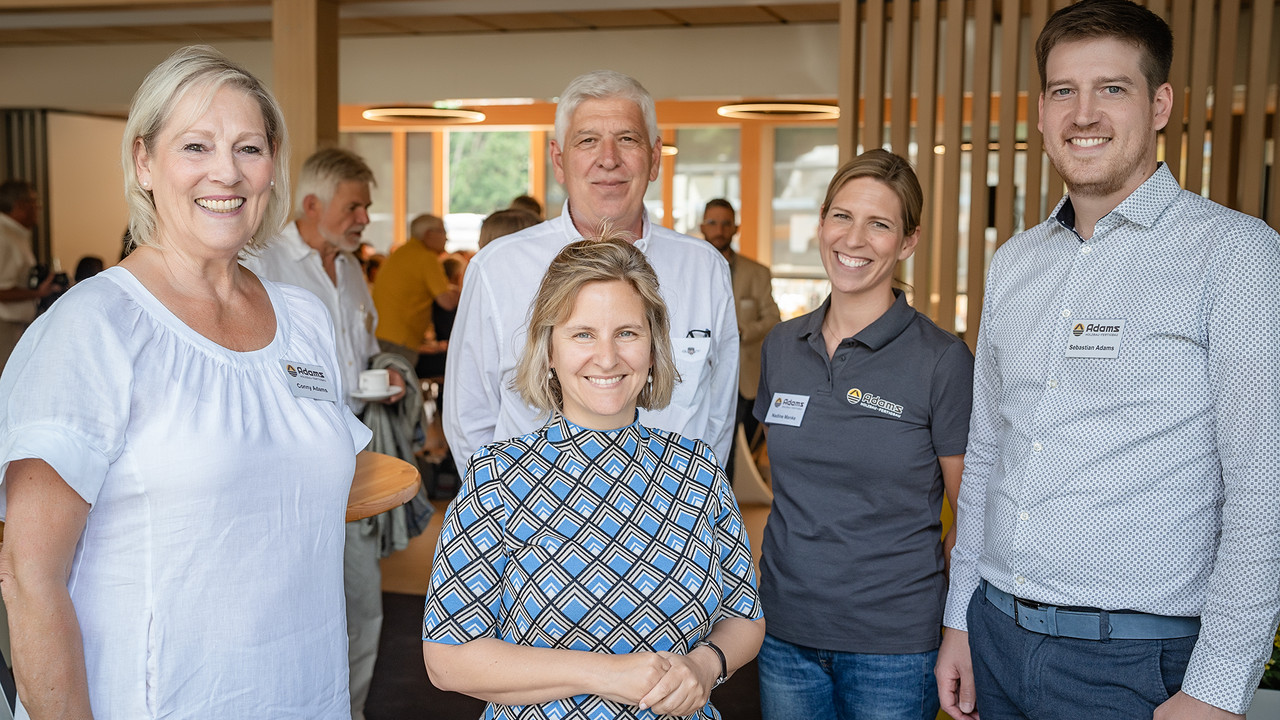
[754,290,973,654]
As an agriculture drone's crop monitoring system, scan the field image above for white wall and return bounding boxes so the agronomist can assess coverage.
[0,23,837,116]
[46,113,129,272]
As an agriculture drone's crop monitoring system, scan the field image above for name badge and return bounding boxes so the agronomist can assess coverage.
[1064,318,1125,359]
[281,360,337,402]
[765,393,809,427]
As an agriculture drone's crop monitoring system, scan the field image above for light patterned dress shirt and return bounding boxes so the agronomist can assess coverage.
[944,164,1280,713]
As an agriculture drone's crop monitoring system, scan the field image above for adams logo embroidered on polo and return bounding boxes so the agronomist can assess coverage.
[847,387,904,418]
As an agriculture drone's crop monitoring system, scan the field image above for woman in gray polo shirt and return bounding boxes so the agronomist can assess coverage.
[754,149,973,720]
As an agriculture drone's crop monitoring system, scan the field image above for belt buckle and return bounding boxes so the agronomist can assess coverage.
[1013,598,1042,632]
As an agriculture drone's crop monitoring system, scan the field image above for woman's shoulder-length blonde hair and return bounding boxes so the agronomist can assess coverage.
[513,229,678,418]
[121,45,291,253]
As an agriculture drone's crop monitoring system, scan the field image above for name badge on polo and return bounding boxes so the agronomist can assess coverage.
[1064,319,1125,359]
[765,393,809,427]
[281,360,337,402]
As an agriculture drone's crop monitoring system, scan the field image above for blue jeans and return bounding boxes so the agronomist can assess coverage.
[758,633,940,720]
[966,585,1196,719]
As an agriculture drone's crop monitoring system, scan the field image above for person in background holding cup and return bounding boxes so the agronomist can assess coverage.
[0,46,370,718]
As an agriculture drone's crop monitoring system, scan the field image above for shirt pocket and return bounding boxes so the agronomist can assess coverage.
[671,336,712,404]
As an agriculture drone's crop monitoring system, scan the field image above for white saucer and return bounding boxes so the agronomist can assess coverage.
[351,387,396,400]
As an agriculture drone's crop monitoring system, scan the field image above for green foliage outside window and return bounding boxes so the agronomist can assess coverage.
[449,131,530,215]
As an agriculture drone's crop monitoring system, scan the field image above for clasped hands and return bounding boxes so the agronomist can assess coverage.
[598,648,720,717]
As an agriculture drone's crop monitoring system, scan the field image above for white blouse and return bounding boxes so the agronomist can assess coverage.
[0,267,371,719]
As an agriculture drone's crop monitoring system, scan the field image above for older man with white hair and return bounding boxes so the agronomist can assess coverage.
[444,70,737,470]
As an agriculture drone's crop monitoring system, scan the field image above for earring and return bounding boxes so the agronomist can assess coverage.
[270,179,275,187]
[141,180,149,188]
[547,370,554,380]
[647,372,653,385]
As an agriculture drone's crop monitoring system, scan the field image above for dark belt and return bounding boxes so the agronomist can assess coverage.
[981,579,1200,640]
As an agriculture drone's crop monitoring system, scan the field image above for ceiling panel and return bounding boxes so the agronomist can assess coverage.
[467,12,591,31]
[363,14,493,33]
[337,15,408,35]
[664,5,780,25]
[768,3,838,22]
[557,9,683,29]
[0,2,840,46]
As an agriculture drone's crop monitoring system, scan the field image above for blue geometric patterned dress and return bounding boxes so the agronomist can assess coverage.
[423,414,763,719]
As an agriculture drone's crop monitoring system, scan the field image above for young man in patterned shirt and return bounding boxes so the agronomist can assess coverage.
[936,2,1280,719]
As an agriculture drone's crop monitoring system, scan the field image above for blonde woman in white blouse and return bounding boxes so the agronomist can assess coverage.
[0,46,369,720]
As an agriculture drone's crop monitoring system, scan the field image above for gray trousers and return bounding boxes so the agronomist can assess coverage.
[344,520,383,720]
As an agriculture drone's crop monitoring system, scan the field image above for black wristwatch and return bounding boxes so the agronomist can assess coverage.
[693,639,728,688]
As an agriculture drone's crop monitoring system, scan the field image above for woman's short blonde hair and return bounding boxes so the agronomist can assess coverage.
[122,45,290,253]
[513,229,677,418]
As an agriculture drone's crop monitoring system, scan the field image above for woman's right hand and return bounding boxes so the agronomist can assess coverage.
[594,652,672,706]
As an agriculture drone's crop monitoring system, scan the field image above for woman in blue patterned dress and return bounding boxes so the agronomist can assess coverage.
[422,235,765,719]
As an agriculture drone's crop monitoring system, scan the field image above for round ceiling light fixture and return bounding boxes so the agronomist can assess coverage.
[716,102,839,120]
[361,107,487,124]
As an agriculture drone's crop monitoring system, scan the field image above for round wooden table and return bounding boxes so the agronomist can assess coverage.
[347,450,422,522]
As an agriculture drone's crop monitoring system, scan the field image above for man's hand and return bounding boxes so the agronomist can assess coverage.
[936,628,978,719]
[35,271,56,298]
[379,368,407,404]
[1154,691,1243,720]
[435,286,461,312]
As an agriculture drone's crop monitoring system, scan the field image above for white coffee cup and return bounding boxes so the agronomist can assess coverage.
[358,368,390,394]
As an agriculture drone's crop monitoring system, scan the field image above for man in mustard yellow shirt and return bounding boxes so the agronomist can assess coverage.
[372,213,459,364]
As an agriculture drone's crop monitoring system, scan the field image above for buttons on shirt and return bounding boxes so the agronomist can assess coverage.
[1019,511,1029,521]
[1047,379,1058,389]
[1015,575,1026,585]
[1032,442,1043,452]
[1060,309,1071,318]
[1080,245,1093,255]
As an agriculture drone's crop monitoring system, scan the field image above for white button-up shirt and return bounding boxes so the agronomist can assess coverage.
[443,203,738,470]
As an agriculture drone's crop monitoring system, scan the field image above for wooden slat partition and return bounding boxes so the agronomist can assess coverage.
[1024,1,1050,230]
[1272,95,1280,229]
[864,0,887,152]
[936,0,966,331]
[1209,0,1240,202]
[1185,0,1215,194]
[1165,0,1192,180]
[966,0,995,347]
[913,0,940,318]
[837,0,860,166]
[835,0,1279,337]
[994,0,1020,249]
[1238,0,1274,216]
[890,0,914,155]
